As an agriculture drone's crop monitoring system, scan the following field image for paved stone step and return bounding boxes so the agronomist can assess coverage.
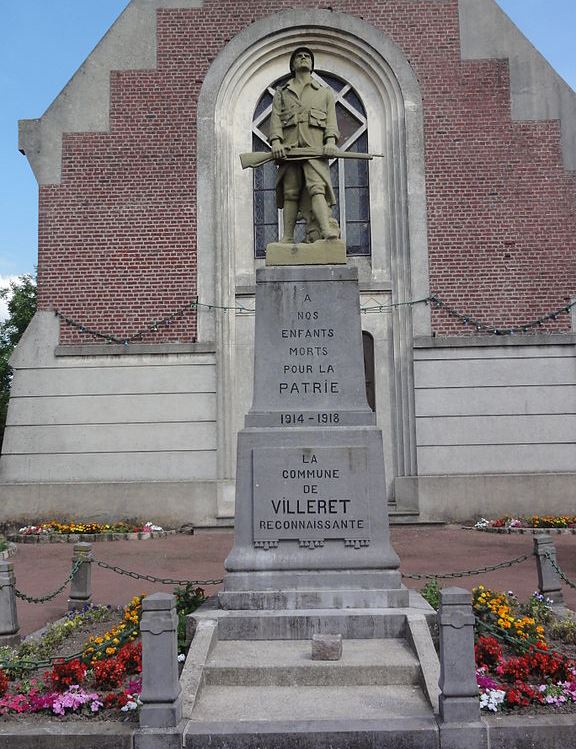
[194,606,413,640]
[204,638,421,687]
[184,716,438,749]
[189,684,432,723]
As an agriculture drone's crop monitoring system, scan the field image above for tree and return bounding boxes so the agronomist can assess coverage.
[0,274,37,448]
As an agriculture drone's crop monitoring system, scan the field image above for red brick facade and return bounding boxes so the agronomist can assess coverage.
[38,0,576,343]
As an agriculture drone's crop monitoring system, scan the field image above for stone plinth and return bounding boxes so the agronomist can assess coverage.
[266,239,346,265]
[221,265,405,610]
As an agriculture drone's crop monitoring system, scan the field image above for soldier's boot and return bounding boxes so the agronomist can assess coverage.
[311,195,339,240]
[280,200,299,243]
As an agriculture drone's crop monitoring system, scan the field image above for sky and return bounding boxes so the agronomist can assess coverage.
[0,0,575,316]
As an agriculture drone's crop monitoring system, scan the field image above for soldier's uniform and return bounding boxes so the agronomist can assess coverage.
[269,78,340,214]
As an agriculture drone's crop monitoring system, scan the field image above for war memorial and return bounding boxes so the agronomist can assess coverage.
[168,45,474,749]
[1,0,575,745]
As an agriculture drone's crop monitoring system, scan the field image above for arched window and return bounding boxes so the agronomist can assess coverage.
[252,72,370,259]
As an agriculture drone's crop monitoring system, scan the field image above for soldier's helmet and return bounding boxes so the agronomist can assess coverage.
[289,47,315,74]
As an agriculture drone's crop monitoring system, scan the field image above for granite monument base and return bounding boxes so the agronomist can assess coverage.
[221,263,403,610]
[220,422,406,610]
[266,238,346,265]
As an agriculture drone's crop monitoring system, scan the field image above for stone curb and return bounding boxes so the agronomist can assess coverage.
[0,721,134,748]
[0,542,17,559]
[7,530,177,544]
[0,704,573,747]
[465,526,576,535]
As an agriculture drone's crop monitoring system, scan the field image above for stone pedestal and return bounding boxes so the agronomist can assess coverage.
[0,561,20,646]
[68,542,93,611]
[266,238,346,265]
[221,265,405,610]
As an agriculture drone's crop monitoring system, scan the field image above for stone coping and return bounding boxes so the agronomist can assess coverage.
[1,713,575,747]
[0,542,17,559]
[465,526,576,535]
[8,530,177,544]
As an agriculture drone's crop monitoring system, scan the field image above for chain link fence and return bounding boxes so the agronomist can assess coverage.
[0,559,85,604]
[544,552,576,591]
[401,552,533,581]
[93,559,224,587]
[4,546,575,611]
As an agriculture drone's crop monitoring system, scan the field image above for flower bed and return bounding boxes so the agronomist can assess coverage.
[473,586,576,713]
[0,583,206,719]
[473,516,576,534]
[0,598,144,718]
[8,520,174,544]
[0,542,17,560]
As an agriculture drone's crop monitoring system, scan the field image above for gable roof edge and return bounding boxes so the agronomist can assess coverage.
[459,0,576,171]
[18,0,203,185]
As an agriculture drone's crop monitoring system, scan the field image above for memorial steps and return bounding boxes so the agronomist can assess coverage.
[180,602,440,748]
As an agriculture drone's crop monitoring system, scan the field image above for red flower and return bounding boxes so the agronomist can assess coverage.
[505,681,538,708]
[498,656,531,683]
[102,691,129,709]
[92,657,126,690]
[0,670,9,697]
[49,659,87,691]
[475,636,502,669]
[117,642,142,675]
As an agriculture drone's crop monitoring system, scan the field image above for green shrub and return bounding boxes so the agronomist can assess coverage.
[549,616,576,644]
[420,578,441,610]
[174,583,206,653]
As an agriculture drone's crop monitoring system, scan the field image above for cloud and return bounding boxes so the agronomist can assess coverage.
[0,275,19,323]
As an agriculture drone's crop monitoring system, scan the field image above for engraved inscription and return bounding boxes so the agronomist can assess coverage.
[253,447,370,545]
[278,292,340,400]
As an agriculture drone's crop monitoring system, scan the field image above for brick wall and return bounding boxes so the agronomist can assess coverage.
[38,0,576,343]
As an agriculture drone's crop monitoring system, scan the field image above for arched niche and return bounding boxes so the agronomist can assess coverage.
[196,10,431,513]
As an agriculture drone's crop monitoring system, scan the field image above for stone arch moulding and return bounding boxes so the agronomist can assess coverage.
[196,9,431,514]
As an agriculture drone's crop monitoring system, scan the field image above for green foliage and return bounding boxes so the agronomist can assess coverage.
[420,578,441,610]
[174,584,206,653]
[0,539,7,553]
[0,274,37,448]
[549,616,576,645]
[521,592,554,626]
[0,605,114,677]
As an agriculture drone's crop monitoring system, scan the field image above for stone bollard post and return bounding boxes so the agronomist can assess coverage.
[534,535,564,605]
[68,542,93,611]
[0,561,21,646]
[438,587,479,723]
[139,593,182,729]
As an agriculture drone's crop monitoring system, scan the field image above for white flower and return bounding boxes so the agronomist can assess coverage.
[177,653,186,662]
[479,689,506,712]
[474,518,490,529]
[142,522,164,532]
[120,694,142,711]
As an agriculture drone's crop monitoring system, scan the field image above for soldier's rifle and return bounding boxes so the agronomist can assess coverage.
[240,147,385,170]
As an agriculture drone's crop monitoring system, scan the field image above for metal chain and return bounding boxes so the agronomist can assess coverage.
[5,560,86,604]
[94,558,223,587]
[544,552,576,590]
[0,622,140,672]
[401,552,533,581]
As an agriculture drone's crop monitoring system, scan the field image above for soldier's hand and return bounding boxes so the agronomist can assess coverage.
[271,141,286,160]
[323,142,337,158]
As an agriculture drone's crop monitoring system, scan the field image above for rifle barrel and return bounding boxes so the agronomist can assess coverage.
[239,148,385,169]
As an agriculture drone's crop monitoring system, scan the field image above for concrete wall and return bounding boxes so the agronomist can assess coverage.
[413,337,576,475]
[393,335,576,522]
[0,312,219,526]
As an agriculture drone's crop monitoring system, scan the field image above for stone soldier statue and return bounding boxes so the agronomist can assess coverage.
[269,47,340,243]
